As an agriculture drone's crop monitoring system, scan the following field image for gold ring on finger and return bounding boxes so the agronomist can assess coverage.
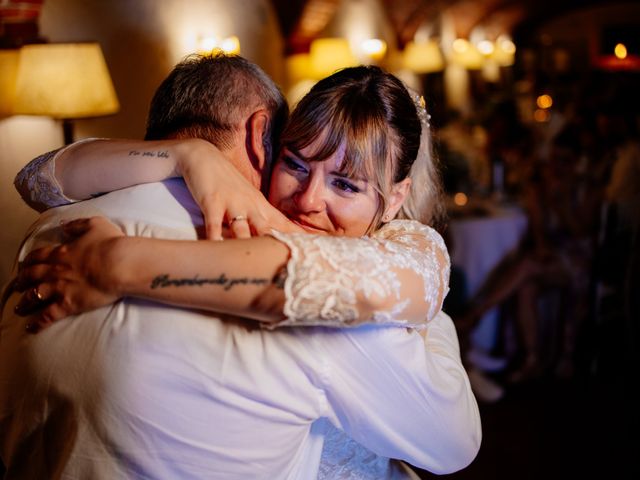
[230,215,247,226]
[33,286,45,302]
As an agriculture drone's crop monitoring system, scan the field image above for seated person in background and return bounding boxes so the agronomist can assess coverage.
[3,55,480,478]
[458,122,598,382]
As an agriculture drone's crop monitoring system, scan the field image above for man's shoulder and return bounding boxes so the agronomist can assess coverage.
[32,180,201,241]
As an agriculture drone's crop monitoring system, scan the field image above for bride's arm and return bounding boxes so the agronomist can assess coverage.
[15,138,297,239]
[15,138,202,210]
[16,217,449,330]
[271,219,450,329]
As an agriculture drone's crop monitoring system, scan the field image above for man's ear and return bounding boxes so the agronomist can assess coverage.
[246,109,269,175]
[383,177,412,221]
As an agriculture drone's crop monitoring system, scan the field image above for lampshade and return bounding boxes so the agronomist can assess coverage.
[491,37,516,67]
[285,53,315,84]
[450,39,484,70]
[403,40,444,73]
[13,43,119,118]
[0,49,20,116]
[310,38,357,78]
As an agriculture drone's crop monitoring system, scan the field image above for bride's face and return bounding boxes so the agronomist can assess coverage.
[268,138,379,237]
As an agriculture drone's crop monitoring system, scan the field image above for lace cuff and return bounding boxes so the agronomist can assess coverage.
[270,220,450,329]
[14,138,98,211]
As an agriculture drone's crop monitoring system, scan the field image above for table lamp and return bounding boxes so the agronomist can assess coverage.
[310,38,357,78]
[13,42,119,145]
[403,40,445,74]
[0,49,20,117]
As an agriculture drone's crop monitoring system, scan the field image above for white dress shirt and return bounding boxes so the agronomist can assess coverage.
[0,180,480,479]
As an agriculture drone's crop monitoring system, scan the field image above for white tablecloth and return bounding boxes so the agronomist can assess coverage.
[449,206,528,350]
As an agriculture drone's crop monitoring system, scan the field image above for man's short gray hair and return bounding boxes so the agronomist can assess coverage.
[145,53,288,165]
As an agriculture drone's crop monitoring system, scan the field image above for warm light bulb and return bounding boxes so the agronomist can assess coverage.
[614,43,628,59]
[453,192,468,207]
[199,36,218,53]
[477,40,494,56]
[534,108,550,123]
[536,94,553,109]
[361,38,387,61]
[453,38,470,53]
[220,36,240,54]
[498,38,516,55]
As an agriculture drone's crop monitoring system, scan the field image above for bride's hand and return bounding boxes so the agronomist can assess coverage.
[177,141,302,240]
[14,217,125,330]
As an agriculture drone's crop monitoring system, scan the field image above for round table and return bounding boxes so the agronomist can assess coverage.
[449,205,528,351]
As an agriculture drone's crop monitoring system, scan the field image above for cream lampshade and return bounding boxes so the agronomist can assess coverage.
[403,40,444,73]
[491,37,516,67]
[0,49,20,116]
[13,42,119,144]
[310,38,357,78]
[450,38,484,70]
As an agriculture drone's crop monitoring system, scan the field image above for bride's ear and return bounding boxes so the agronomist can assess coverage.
[382,178,411,222]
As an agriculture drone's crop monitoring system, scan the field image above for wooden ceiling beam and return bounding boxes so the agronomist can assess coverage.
[271,0,341,54]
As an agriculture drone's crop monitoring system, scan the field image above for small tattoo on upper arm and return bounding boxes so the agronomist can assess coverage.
[128,150,170,158]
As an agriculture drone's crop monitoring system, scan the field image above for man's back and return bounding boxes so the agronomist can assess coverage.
[0,181,333,478]
[0,180,480,479]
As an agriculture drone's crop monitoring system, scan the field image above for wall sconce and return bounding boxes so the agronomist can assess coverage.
[198,35,241,55]
[12,43,119,145]
[310,37,357,78]
[0,49,20,117]
[403,40,444,73]
[360,38,387,63]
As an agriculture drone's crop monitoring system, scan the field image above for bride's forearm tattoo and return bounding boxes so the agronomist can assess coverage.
[128,150,170,158]
[150,270,286,291]
[272,265,288,289]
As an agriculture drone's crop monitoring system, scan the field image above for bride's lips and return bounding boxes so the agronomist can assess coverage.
[290,217,328,234]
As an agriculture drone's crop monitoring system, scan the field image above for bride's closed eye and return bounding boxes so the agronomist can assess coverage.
[282,155,308,174]
[332,177,360,194]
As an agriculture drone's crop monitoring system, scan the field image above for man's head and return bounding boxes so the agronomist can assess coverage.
[145,53,288,189]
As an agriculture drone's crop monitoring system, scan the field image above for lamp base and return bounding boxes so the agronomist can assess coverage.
[62,118,75,145]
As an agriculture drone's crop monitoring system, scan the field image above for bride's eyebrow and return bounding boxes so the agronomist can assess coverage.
[331,169,368,183]
[283,147,304,160]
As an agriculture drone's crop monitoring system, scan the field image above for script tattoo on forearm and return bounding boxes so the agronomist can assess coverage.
[150,273,274,291]
[128,150,170,158]
[272,265,287,290]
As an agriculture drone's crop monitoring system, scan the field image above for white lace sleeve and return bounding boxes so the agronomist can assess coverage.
[14,138,98,212]
[270,219,450,329]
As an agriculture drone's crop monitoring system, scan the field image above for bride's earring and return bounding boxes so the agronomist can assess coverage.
[382,213,390,222]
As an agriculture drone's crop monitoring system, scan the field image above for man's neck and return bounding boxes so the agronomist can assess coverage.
[224,144,262,191]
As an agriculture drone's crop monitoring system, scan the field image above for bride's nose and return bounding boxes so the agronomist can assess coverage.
[294,172,326,213]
